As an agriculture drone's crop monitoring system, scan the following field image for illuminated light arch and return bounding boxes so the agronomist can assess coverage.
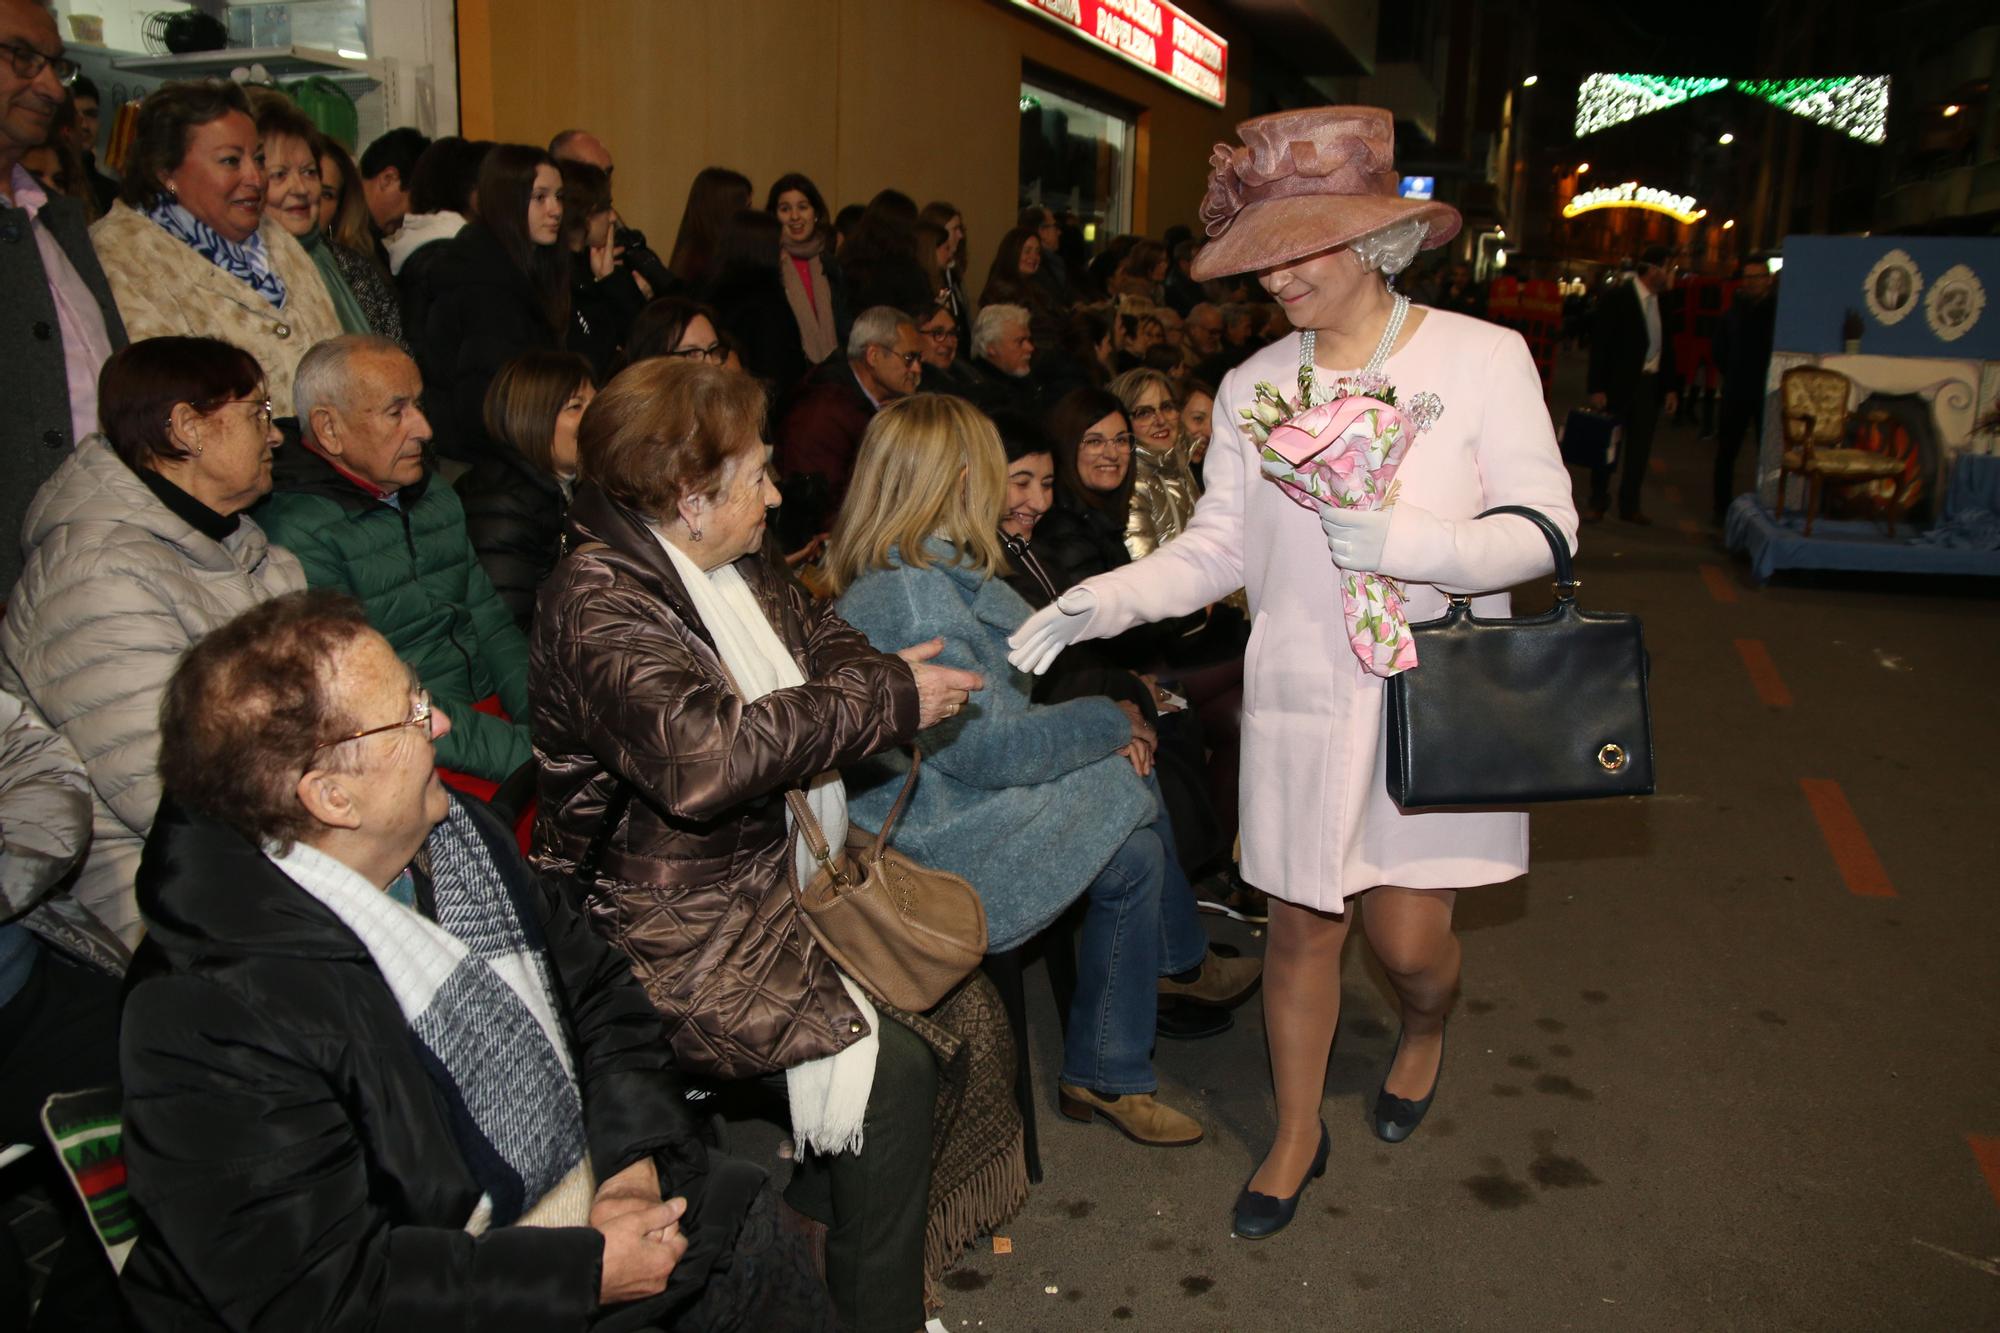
[1575,73,1889,144]
[1563,182,1703,225]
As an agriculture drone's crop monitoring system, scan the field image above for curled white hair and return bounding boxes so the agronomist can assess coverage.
[972,304,1030,360]
[1351,218,1430,278]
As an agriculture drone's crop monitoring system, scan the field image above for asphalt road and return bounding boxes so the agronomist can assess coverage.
[925,354,2000,1332]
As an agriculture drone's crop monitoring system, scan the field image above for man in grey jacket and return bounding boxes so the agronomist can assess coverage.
[0,0,127,594]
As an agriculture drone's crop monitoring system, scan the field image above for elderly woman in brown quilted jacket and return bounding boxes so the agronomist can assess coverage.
[528,358,982,1333]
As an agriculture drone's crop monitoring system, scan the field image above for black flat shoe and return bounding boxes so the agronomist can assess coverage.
[1231,1122,1329,1240]
[1157,997,1233,1040]
[1372,1026,1446,1143]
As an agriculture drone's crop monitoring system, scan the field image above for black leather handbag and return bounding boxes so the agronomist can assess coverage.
[1385,505,1655,809]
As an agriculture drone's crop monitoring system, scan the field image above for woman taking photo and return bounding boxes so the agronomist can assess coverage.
[767,172,846,367]
[529,359,987,1333]
[0,336,304,965]
[1010,107,1577,1239]
[457,349,596,630]
[420,143,568,460]
[90,80,339,416]
[827,395,1254,1152]
[315,132,404,342]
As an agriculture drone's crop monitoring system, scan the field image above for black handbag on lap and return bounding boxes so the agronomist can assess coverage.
[1384,505,1655,809]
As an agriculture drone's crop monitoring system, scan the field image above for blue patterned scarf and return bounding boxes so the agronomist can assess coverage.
[146,199,289,310]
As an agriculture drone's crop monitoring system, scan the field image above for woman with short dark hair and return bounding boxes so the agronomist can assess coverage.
[419,143,569,460]
[89,81,340,415]
[1032,386,1139,582]
[0,336,305,966]
[530,358,989,1333]
[457,350,597,629]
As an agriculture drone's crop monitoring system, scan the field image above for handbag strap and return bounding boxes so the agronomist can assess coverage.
[1474,505,1580,603]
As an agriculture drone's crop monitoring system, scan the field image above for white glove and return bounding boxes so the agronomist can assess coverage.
[1007,586,1098,675]
[1318,503,1394,572]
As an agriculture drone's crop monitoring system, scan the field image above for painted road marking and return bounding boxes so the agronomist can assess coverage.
[1800,779,1896,897]
[1699,564,1738,604]
[1735,639,1793,708]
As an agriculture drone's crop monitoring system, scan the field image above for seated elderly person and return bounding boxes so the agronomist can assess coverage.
[119,591,833,1331]
[966,302,1041,417]
[0,335,303,963]
[531,358,990,1333]
[772,304,922,540]
[89,80,339,416]
[254,334,531,790]
[826,395,1257,1151]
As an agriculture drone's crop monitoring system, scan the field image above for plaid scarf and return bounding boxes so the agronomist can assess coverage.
[267,797,589,1229]
[145,198,288,310]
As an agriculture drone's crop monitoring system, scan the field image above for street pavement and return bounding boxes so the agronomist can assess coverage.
[926,349,2000,1332]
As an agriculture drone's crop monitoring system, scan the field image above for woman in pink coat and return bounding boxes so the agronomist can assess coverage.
[1011,107,1578,1239]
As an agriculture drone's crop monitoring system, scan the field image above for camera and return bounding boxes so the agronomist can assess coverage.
[613,224,676,297]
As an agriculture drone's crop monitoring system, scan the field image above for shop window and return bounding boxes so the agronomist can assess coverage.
[1020,76,1135,243]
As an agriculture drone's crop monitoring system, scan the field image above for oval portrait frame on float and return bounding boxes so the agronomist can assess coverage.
[1925,264,1985,343]
[1863,249,1922,325]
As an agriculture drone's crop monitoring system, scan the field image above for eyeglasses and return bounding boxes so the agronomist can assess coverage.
[1080,433,1134,453]
[1129,404,1178,425]
[669,342,726,363]
[874,347,923,369]
[922,326,959,342]
[311,688,433,759]
[2,39,79,88]
[227,397,276,428]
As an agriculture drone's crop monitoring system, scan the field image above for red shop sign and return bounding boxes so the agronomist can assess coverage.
[1010,0,1228,106]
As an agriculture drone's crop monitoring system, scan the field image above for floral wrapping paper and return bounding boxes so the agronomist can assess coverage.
[1244,387,1420,676]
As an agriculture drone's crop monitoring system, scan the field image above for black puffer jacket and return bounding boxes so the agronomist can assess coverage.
[118,797,735,1332]
[1030,487,1131,583]
[455,446,569,631]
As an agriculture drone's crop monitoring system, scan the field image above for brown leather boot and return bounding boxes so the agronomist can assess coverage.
[1057,1084,1204,1147]
[1157,950,1262,1007]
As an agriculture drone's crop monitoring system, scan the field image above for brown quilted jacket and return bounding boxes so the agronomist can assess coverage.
[529,485,921,1079]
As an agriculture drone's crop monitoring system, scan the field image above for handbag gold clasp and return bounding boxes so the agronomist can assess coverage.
[1596,742,1627,772]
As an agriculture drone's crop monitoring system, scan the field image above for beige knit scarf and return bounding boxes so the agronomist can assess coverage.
[780,237,839,364]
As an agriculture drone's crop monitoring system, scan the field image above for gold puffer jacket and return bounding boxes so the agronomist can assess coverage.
[1124,439,1203,560]
[530,485,920,1080]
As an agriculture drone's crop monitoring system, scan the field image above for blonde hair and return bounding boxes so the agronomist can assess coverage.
[822,395,1009,595]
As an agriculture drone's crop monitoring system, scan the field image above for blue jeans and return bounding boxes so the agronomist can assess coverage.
[1061,790,1212,1095]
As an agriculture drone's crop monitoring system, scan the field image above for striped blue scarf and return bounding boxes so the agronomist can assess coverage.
[145,199,289,310]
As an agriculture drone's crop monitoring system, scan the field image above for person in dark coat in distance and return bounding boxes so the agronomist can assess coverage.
[769,172,850,365]
[707,207,811,399]
[665,165,751,293]
[965,303,1043,418]
[558,158,647,381]
[528,360,983,1333]
[457,349,596,630]
[419,143,570,461]
[772,305,922,539]
[1711,259,1777,524]
[1585,245,1679,523]
[836,190,931,315]
[119,589,835,1332]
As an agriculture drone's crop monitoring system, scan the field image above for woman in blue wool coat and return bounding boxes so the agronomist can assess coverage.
[826,395,1258,1150]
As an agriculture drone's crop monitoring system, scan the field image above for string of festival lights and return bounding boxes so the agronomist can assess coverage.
[1573,73,1890,144]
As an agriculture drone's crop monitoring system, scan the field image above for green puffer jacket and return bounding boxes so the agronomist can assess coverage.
[253,445,531,781]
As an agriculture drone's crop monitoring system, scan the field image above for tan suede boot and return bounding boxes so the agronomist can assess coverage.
[1057,1084,1204,1147]
[1157,950,1263,1007]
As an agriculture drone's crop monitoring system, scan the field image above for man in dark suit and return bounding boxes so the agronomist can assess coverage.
[2,0,128,594]
[1585,246,1679,524]
[774,305,922,540]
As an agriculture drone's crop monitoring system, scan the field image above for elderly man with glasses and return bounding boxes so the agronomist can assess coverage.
[773,304,922,538]
[0,0,126,594]
[116,590,834,1331]
[255,334,534,801]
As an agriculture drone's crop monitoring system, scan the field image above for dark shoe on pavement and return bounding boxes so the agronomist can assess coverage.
[1231,1122,1330,1240]
[1058,1084,1204,1147]
[1195,869,1269,923]
[1157,997,1233,1040]
[1372,1026,1446,1144]
[1158,949,1263,1008]
[1619,510,1654,526]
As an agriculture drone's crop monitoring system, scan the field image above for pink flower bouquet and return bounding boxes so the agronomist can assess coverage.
[1258,394,1420,677]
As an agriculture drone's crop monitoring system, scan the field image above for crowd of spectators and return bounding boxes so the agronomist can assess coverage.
[0,5,1316,1323]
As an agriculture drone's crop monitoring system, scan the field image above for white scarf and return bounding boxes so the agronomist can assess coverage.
[653,530,879,1156]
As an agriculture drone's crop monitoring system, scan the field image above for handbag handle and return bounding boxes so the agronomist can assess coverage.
[1468,505,1579,603]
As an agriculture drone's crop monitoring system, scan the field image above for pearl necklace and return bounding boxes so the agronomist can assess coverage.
[1299,293,1410,408]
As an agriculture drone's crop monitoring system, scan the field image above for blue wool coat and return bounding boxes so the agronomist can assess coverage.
[835,540,1153,951]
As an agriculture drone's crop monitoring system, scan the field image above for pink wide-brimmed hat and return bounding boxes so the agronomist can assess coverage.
[1190,106,1462,281]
